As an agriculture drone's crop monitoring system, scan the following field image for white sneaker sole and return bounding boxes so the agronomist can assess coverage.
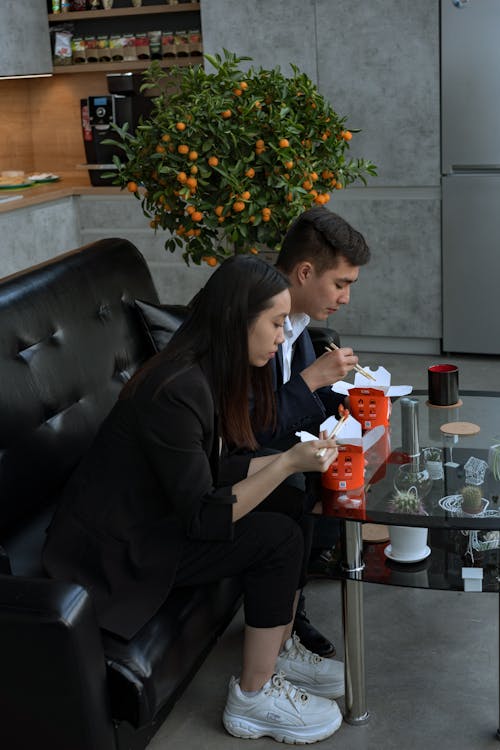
[222,704,342,744]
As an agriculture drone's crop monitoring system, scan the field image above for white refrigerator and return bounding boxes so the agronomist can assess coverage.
[441,0,500,354]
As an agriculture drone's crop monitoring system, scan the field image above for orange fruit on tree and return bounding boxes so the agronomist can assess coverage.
[176,121,186,131]
[222,109,232,119]
[233,88,242,96]
[233,200,245,213]
[342,130,353,141]
[255,139,265,149]
[186,204,195,215]
[208,156,219,167]
[245,167,255,178]
[240,191,251,200]
[278,138,290,148]
[310,172,318,181]
[335,181,343,189]
[190,165,198,174]
[302,180,312,191]
[161,134,171,142]
[186,176,197,189]
[192,211,203,222]
[177,171,187,183]
[214,205,224,216]
[178,144,189,154]
[127,181,138,193]
[239,81,248,90]
[188,150,198,160]
[284,160,294,170]
[155,144,166,154]
[250,247,259,255]
[206,257,218,267]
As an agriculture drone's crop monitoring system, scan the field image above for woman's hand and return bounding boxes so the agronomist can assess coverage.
[284,438,338,474]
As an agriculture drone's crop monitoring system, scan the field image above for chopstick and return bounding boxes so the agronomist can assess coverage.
[324,341,377,381]
[316,408,350,457]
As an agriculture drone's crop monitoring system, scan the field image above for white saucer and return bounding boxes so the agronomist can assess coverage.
[384,544,431,564]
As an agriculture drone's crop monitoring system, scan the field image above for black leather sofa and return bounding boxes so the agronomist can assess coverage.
[0,238,244,750]
[0,237,339,750]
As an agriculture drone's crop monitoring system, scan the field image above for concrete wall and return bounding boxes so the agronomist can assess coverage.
[201,0,441,354]
[0,198,81,277]
[0,0,52,78]
[77,195,214,304]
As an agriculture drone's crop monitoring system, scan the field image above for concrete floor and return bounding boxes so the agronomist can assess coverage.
[146,351,500,750]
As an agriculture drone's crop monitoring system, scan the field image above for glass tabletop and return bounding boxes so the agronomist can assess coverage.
[322,390,500,531]
[321,390,500,592]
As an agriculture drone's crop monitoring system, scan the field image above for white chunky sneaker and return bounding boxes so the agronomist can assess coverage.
[276,633,345,699]
[222,672,342,744]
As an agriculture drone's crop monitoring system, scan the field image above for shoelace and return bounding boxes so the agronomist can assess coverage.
[289,633,323,664]
[264,672,310,705]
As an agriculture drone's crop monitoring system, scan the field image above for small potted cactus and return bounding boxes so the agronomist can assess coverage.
[460,485,484,515]
[488,444,500,481]
[389,487,426,515]
[422,446,444,480]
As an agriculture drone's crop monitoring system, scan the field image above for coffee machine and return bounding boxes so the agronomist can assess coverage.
[81,72,153,186]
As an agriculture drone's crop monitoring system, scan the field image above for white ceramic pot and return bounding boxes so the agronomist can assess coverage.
[386,526,429,562]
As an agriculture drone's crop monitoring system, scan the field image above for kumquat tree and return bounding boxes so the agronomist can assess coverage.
[110,49,377,266]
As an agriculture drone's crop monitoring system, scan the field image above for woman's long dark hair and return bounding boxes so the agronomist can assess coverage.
[127,255,290,450]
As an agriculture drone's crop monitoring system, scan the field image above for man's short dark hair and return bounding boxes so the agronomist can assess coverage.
[277,207,370,274]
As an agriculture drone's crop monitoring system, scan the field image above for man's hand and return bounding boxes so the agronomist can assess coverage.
[300,347,358,392]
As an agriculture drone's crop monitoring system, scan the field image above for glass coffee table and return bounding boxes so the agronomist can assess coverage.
[321,390,500,731]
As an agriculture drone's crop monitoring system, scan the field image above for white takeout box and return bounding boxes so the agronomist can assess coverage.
[330,366,413,398]
[296,414,384,451]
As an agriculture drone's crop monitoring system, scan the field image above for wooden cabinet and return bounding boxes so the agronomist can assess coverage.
[48,2,202,74]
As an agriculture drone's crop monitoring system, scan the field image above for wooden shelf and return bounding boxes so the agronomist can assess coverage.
[48,3,200,22]
[52,55,202,73]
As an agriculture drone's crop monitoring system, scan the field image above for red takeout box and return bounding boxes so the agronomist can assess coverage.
[296,414,385,491]
[331,366,412,432]
[348,387,391,430]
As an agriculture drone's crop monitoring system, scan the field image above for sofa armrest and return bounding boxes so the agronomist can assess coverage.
[0,543,12,573]
[0,575,116,750]
[307,325,341,358]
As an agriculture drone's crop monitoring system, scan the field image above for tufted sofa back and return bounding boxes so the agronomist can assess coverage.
[0,238,158,541]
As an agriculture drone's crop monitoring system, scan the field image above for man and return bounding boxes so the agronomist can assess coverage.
[263,206,371,656]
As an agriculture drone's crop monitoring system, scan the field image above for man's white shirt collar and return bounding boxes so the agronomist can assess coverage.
[281,313,310,384]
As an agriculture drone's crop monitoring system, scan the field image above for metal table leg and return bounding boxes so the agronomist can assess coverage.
[341,519,369,724]
[497,591,500,740]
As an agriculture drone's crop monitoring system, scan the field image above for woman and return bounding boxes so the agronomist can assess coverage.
[42,255,343,744]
